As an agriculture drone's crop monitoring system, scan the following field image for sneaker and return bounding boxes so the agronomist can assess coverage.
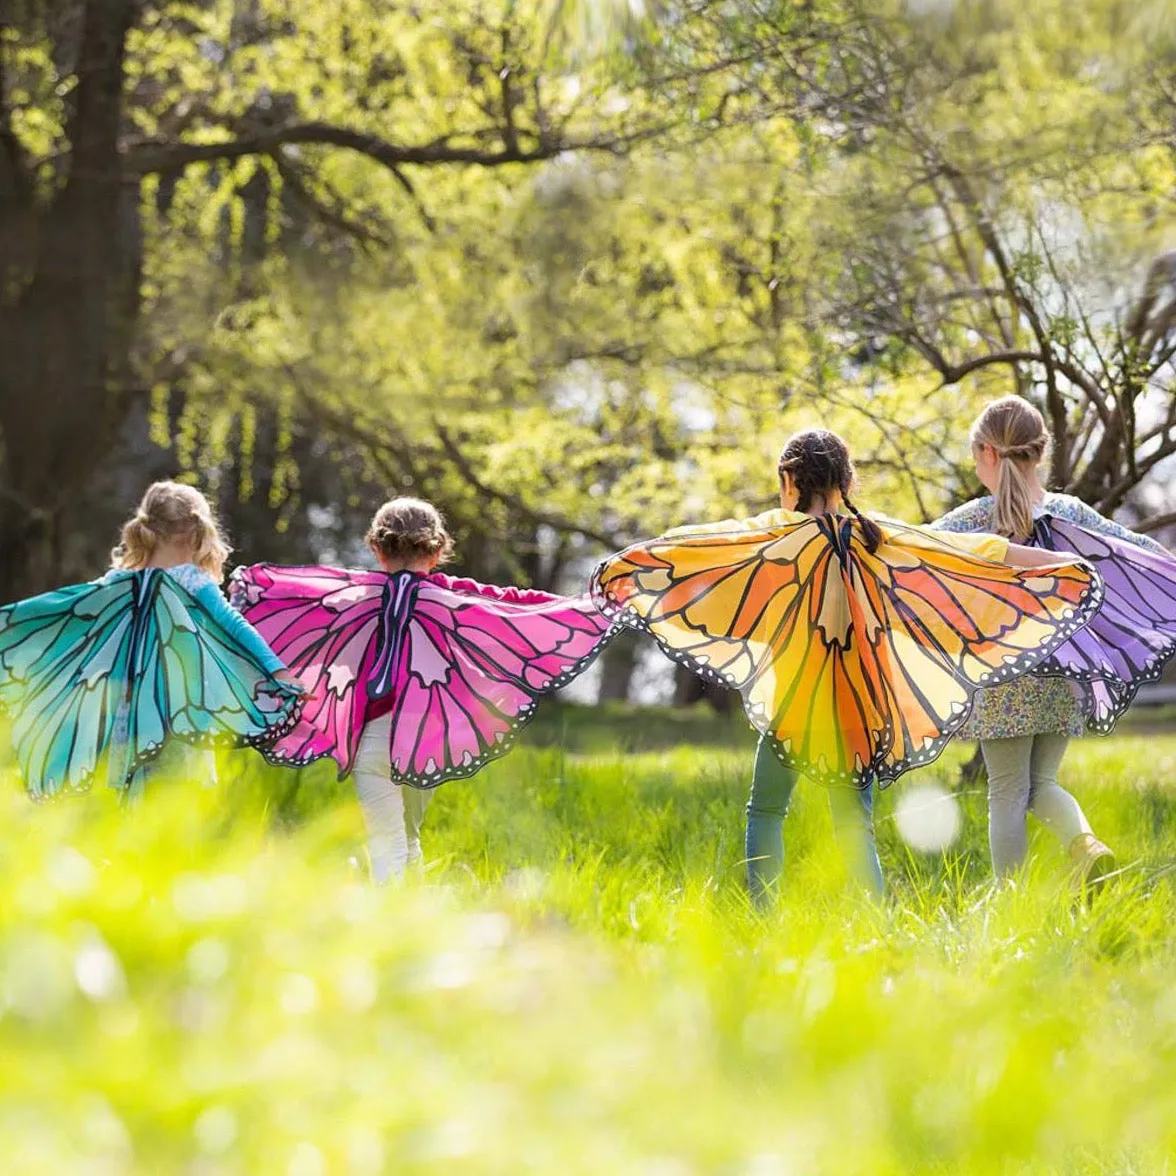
[1070,833,1116,890]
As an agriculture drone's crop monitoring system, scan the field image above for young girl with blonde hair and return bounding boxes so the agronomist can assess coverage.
[0,481,302,797]
[232,497,615,882]
[933,396,1176,884]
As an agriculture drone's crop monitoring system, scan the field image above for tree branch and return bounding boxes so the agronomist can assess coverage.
[433,423,621,550]
[0,481,52,522]
[1099,436,1176,512]
[272,153,395,248]
[1137,510,1176,535]
[123,119,672,177]
[927,348,1043,386]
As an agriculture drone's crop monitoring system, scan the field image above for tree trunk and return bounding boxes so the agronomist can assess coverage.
[0,0,140,601]
[672,663,735,713]
[597,628,641,703]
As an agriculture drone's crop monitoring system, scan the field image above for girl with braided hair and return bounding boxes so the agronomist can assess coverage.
[232,497,615,882]
[933,396,1176,886]
[592,428,1105,905]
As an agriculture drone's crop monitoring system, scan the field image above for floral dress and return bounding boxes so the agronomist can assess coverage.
[930,493,1171,740]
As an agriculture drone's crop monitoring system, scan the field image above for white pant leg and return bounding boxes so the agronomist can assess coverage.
[401,782,433,869]
[351,715,408,883]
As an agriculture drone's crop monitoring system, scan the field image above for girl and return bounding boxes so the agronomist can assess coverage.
[592,428,1103,906]
[231,497,615,882]
[932,396,1176,883]
[0,482,302,798]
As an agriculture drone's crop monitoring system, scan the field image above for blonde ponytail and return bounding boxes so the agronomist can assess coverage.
[970,396,1050,542]
[116,513,159,572]
[991,446,1039,541]
[112,482,231,581]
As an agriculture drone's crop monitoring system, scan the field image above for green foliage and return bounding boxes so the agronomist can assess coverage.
[129,0,1176,558]
[3,709,1176,1171]
[6,0,1176,592]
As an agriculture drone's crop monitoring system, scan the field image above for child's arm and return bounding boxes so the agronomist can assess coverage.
[1056,495,1173,558]
[1004,543,1085,569]
[189,578,291,677]
[433,574,567,606]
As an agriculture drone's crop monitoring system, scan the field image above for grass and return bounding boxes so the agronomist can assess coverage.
[3,703,1176,1174]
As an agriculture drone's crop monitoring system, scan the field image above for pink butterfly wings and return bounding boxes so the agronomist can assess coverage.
[390,575,614,784]
[230,565,614,785]
[230,565,388,773]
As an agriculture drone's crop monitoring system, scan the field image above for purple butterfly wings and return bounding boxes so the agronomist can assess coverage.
[1030,516,1176,732]
[230,564,615,786]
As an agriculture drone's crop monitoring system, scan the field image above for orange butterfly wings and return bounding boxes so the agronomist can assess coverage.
[592,511,1100,788]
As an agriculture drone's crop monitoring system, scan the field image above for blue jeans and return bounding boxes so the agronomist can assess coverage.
[745,736,884,905]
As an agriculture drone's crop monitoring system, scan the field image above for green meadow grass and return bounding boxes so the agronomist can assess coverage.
[2,704,1176,1174]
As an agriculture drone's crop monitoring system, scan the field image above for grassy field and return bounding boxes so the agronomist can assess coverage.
[3,703,1176,1174]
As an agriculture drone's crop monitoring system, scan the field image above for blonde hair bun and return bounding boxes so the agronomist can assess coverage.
[111,481,231,582]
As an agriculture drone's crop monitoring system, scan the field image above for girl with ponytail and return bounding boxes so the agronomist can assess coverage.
[593,428,1103,906]
[933,395,1176,887]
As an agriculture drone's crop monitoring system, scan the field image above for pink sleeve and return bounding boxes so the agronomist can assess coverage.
[427,573,566,606]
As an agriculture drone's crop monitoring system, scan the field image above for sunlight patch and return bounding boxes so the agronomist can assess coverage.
[895,782,961,852]
[74,936,126,1003]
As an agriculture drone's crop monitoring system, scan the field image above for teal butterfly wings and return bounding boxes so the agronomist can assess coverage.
[0,569,302,797]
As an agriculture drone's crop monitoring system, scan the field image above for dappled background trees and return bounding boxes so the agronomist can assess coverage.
[3,0,1176,700]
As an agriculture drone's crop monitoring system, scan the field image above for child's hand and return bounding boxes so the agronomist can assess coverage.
[1006,542,1087,570]
[274,669,306,691]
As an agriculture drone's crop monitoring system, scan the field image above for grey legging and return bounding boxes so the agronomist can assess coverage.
[980,734,1093,875]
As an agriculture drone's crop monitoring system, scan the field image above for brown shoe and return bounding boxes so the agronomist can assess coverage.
[1070,833,1116,890]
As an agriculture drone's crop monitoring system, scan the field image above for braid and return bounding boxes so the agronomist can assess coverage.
[779,447,832,516]
[781,460,816,514]
[843,495,882,553]
[778,428,869,526]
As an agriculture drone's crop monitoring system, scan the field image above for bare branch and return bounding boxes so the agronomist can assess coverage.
[272,153,395,249]
[926,172,1017,352]
[123,119,674,177]
[386,165,437,233]
[1099,437,1176,512]
[433,423,621,549]
[0,481,51,521]
[499,27,520,157]
[927,348,1043,386]
[1137,510,1176,535]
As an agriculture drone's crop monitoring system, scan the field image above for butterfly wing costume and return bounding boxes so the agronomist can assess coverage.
[591,510,1102,788]
[0,569,303,797]
[230,565,616,787]
[1024,515,1176,732]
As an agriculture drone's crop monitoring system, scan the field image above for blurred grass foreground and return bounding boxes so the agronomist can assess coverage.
[3,704,1176,1174]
